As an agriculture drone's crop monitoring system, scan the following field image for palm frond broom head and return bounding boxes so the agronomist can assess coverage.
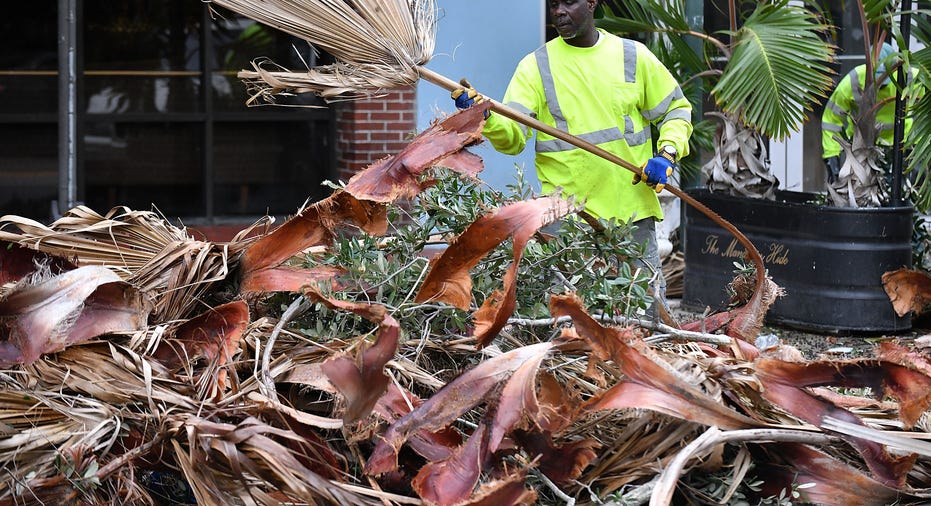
[207,0,437,102]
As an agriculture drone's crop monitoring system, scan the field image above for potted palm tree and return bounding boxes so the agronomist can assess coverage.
[599,0,930,332]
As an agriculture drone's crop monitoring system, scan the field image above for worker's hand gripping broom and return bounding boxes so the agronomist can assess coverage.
[207,0,771,338]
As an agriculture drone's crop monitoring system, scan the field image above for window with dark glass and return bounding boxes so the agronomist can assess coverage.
[0,4,59,219]
[0,1,334,224]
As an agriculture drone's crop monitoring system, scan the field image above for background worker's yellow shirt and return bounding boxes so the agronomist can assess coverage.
[821,65,920,159]
[483,30,692,223]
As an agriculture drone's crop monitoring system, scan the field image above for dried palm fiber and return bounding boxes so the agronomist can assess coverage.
[0,206,270,321]
[702,111,779,200]
[662,251,685,298]
[828,138,887,207]
[0,307,377,504]
[206,0,435,100]
[208,0,772,336]
[570,342,728,496]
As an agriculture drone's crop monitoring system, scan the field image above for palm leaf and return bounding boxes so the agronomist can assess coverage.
[711,2,835,140]
[211,0,433,65]
[863,0,895,25]
[596,12,656,35]
[602,0,692,32]
[0,206,239,322]
[906,45,931,212]
[911,5,931,43]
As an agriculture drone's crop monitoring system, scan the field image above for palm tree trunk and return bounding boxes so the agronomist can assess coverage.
[702,112,778,199]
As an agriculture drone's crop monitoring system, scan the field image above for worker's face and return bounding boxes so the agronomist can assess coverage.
[548,0,596,43]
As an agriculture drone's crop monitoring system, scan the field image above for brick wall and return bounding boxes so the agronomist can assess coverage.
[335,87,417,182]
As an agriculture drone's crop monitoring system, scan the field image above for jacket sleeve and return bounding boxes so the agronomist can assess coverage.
[482,56,541,155]
[821,72,854,159]
[637,43,693,158]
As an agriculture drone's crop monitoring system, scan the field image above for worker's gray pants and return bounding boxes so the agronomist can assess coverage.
[630,218,668,322]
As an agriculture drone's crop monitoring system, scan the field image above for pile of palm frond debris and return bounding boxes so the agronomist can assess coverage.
[3,106,931,506]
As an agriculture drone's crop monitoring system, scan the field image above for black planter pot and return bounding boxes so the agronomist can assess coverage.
[682,189,914,333]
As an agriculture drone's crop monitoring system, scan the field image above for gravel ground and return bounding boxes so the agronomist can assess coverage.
[666,297,931,360]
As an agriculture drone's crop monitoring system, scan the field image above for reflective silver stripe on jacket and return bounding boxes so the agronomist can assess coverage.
[825,67,915,137]
[623,39,637,83]
[537,126,650,153]
[825,99,848,118]
[824,98,849,134]
[505,101,536,118]
[532,42,650,153]
[848,68,861,101]
[643,87,684,121]
[534,46,569,131]
[657,105,691,129]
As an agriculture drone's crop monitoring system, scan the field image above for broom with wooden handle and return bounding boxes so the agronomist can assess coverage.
[208,0,770,336]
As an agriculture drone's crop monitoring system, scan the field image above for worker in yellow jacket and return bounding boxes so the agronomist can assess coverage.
[452,0,692,319]
[821,43,916,182]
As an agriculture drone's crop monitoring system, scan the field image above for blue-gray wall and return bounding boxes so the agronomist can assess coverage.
[416,1,543,193]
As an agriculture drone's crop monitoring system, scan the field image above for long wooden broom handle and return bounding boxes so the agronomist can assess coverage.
[418,66,767,301]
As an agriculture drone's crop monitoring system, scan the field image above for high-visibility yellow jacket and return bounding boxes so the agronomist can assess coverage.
[482,29,692,223]
[821,65,917,159]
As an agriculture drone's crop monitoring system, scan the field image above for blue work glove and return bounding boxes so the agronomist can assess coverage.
[450,78,484,110]
[634,147,676,194]
[824,156,841,183]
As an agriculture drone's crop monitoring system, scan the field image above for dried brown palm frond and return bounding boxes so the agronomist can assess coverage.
[574,411,708,494]
[208,0,436,100]
[0,206,198,272]
[28,341,197,407]
[172,415,372,505]
[662,251,685,298]
[0,206,249,321]
[1,316,368,504]
[0,383,123,499]
[5,105,931,503]
[564,341,738,496]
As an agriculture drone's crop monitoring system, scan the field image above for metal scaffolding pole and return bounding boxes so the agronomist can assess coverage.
[57,0,78,217]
